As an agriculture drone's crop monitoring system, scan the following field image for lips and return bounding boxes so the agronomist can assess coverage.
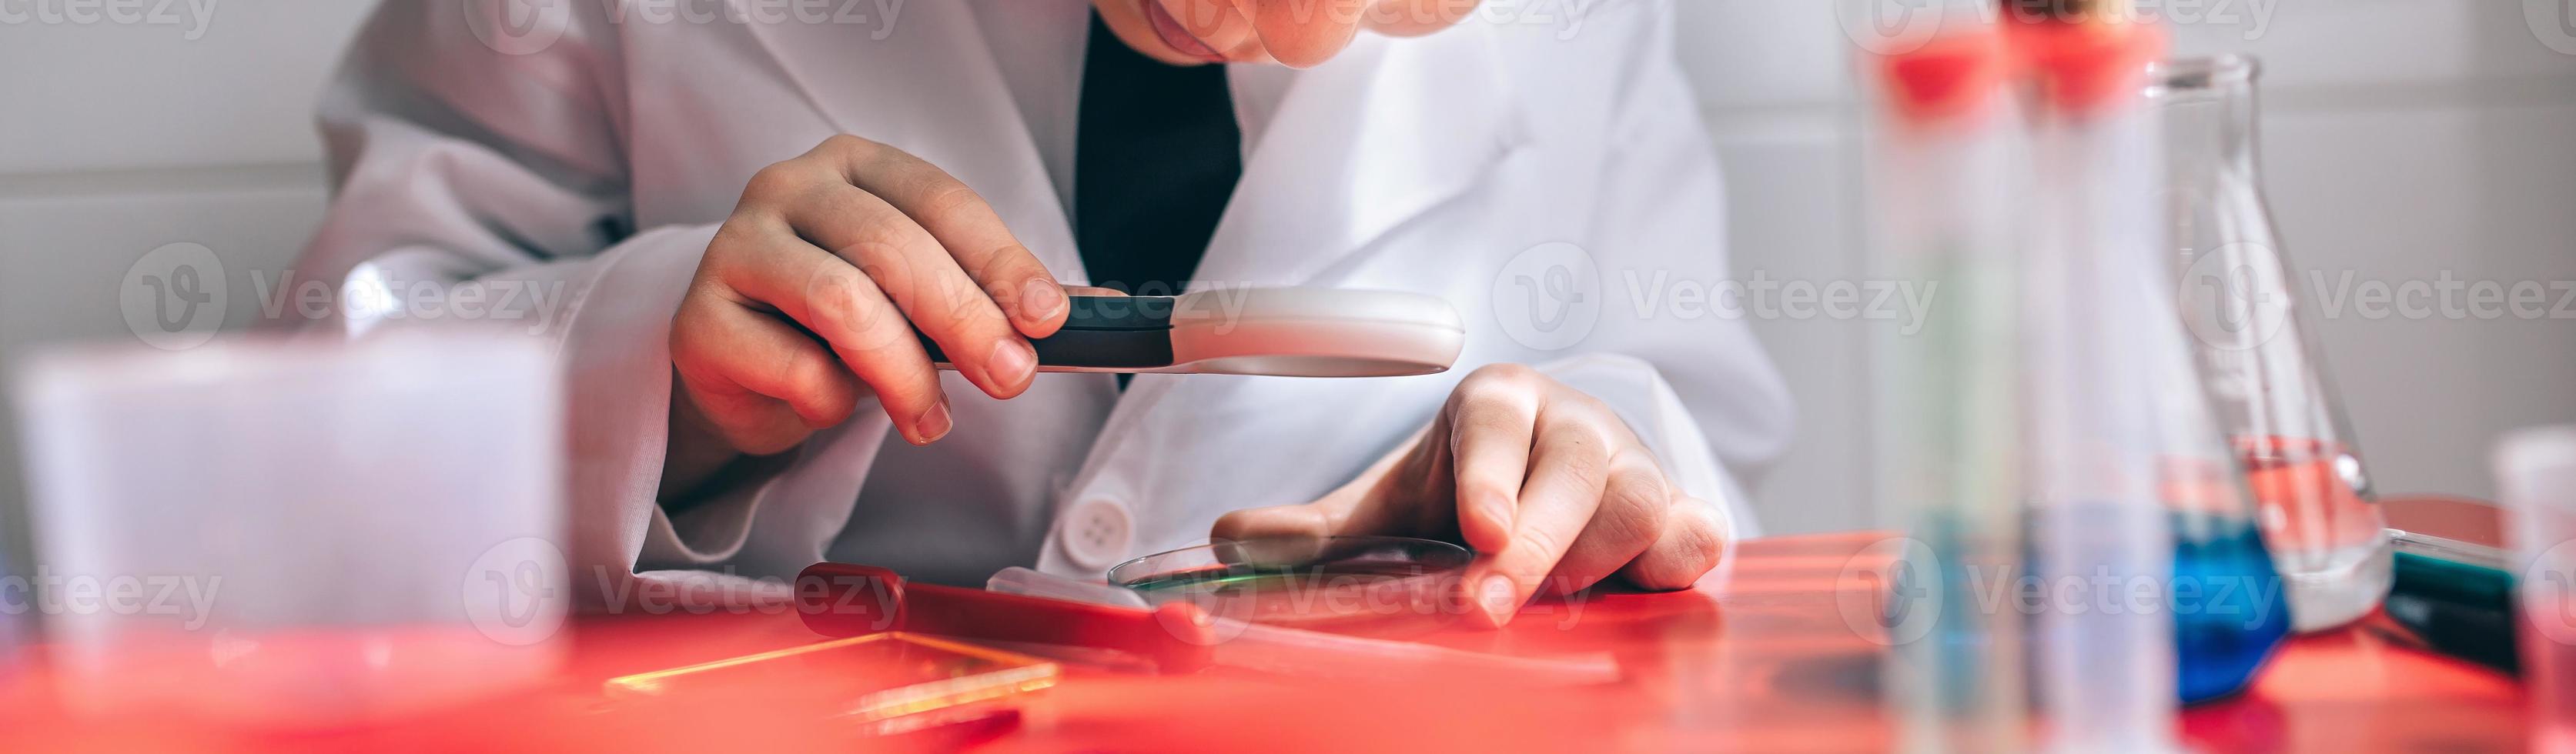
[1141,0,1226,63]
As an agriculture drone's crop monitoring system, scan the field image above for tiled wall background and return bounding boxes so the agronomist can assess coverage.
[1695,1,2576,534]
[3,2,2572,561]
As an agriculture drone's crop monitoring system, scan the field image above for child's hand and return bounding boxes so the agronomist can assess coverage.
[670,135,1067,465]
[1212,364,1730,627]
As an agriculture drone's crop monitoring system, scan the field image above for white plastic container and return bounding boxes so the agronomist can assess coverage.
[2497,426,2576,754]
[12,332,567,727]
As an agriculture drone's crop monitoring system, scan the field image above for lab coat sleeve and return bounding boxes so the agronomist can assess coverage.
[288,0,798,609]
[1535,355,1758,539]
[1546,0,1797,539]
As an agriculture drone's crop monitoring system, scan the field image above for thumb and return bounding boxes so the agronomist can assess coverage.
[1210,502,1336,542]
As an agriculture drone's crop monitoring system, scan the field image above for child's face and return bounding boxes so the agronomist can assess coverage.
[1092,0,1479,68]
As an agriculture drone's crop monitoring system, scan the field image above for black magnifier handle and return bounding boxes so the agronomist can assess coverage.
[917,295,1179,372]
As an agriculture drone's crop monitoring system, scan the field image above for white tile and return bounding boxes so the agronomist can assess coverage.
[1714,135,1875,535]
[0,2,375,173]
[2170,0,2576,96]
[2260,103,2576,500]
[1674,0,1858,109]
[0,171,331,349]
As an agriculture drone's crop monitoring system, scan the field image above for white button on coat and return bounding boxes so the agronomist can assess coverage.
[1058,498,1134,571]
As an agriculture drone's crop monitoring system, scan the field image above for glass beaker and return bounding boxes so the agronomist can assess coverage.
[12,332,567,728]
[2497,427,2576,754]
[2153,55,2390,632]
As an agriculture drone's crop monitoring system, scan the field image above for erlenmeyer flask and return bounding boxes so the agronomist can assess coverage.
[2153,55,2390,632]
[2012,9,2298,731]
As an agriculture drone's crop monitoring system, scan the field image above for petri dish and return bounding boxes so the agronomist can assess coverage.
[1109,536,1474,637]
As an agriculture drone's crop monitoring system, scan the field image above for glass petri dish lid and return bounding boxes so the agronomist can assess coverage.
[1109,536,1474,637]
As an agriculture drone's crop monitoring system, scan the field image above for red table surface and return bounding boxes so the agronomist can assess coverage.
[0,532,2527,753]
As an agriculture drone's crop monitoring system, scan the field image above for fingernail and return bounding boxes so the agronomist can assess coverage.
[1022,279,1066,322]
[913,400,952,445]
[987,339,1036,391]
[1480,573,1520,620]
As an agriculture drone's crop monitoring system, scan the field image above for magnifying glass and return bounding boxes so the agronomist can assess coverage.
[919,288,1465,378]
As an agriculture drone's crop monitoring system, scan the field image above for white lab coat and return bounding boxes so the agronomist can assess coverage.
[294,0,1793,603]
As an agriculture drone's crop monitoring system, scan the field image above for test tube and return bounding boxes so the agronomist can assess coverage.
[1858,11,2026,754]
[2497,427,2576,753]
[2006,5,2181,752]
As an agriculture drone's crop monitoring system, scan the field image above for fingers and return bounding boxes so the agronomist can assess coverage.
[1618,498,1730,592]
[1446,366,1541,552]
[784,183,1035,399]
[1467,400,1612,628]
[819,137,1069,338]
[1240,0,1367,67]
[1209,503,1337,543]
[1538,449,1673,596]
[1210,435,1423,543]
[704,226,952,445]
[671,293,864,455]
[1361,0,1480,36]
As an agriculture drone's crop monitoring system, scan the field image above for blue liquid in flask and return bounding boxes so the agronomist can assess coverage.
[2172,514,2290,704]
